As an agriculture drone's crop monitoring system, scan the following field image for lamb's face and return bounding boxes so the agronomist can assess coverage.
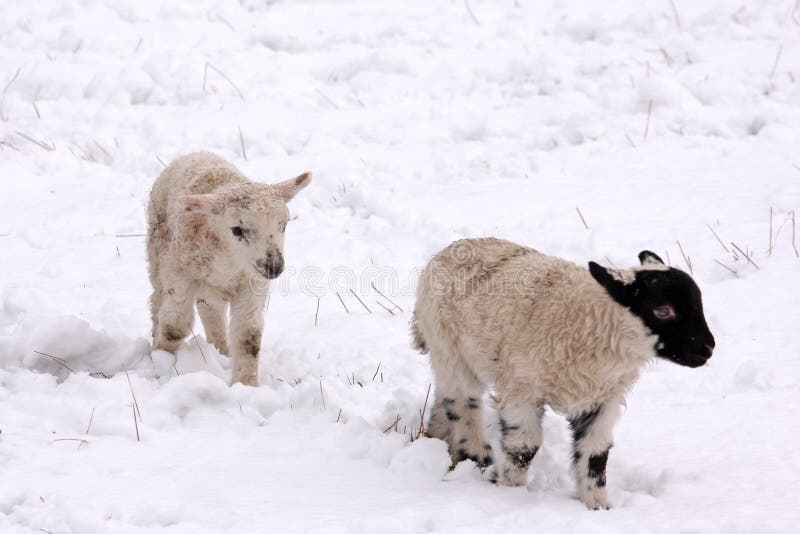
[221,199,290,279]
[589,251,715,368]
[181,171,311,281]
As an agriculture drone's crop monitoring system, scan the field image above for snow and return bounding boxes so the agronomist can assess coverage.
[1,0,799,532]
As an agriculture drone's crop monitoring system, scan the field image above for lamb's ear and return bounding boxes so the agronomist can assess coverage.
[638,250,664,266]
[273,171,312,202]
[588,261,633,307]
[180,194,223,215]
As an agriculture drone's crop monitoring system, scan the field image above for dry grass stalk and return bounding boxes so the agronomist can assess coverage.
[134,38,143,53]
[792,210,799,257]
[335,291,350,313]
[730,242,760,269]
[115,233,146,237]
[0,140,20,151]
[203,62,244,100]
[32,101,41,119]
[33,350,76,373]
[624,131,636,148]
[315,88,339,110]
[415,383,432,440]
[336,408,342,423]
[665,250,672,266]
[319,380,326,412]
[51,438,89,445]
[669,0,683,30]
[157,156,167,168]
[575,207,589,229]
[372,362,382,381]
[370,282,403,312]
[349,289,371,313]
[1,66,21,121]
[375,300,395,315]
[713,259,738,275]
[189,324,208,364]
[314,297,320,327]
[16,131,54,151]
[643,100,654,141]
[131,403,140,442]
[706,224,730,252]
[769,45,783,80]
[464,0,480,25]
[238,126,247,161]
[768,207,773,256]
[659,47,674,67]
[383,414,402,433]
[676,240,693,274]
[121,363,143,423]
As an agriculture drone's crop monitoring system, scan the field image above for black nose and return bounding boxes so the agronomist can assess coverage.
[258,253,284,279]
[703,344,714,357]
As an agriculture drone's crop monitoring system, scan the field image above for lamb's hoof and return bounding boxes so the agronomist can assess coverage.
[232,374,258,387]
[579,486,610,510]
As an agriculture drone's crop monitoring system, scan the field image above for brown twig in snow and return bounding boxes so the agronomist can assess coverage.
[238,126,247,160]
[730,242,760,269]
[676,240,693,274]
[372,362,382,381]
[130,404,140,442]
[319,380,326,411]
[769,45,783,80]
[189,324,208,363]
[33,350,76,373]
[335,291,350,314]
[203,62,244,100]
[115,233,146,237]
[706,224,730,253]
[370,282,404,312]
[643,100,654,141]
[349,289,371,313]
[464,0,480,25]
[713,259,738,276]
[51,438,89,445]
[383,414,402,433]
[375,300,396,315]
[624,132,636,148]
[314,297,320,327]
[32,101,41,119]
[16,131,54,151]
[416,383,432,439]
[576,207,589,230]
[121,363,142,423]
[669,0,683,30]
[156,156,167,168]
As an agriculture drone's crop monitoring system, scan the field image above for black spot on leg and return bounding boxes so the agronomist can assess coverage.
[442,398,456,406]
[240,329,262,358]
[498,416,520,437]
[572,450,582,466]
[588,448,610,487]
[456,448,479,463]
[506,446,539,470]
[458,437,468,445]
[163,326,185,343]
[568,405,602,442]
[446,411,461,421]
[467,397,480,409]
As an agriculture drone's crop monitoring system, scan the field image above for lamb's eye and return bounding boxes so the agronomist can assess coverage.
[653,305,676,320]
[231,226,244,238]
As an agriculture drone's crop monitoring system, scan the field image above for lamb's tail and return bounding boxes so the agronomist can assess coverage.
[410,314,429,354]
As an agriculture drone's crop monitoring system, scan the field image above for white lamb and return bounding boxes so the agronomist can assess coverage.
[147,152,311,386]
[411,238,715,509]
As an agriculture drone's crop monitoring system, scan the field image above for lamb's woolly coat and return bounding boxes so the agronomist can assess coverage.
[413,237,655,415]
[412,237,663,509]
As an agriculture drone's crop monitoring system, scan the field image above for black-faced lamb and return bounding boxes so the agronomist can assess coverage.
[411,238,715,509]
[147,152,311,386]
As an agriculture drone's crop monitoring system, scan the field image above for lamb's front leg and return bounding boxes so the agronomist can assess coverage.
[567,401,621,510]
[229,286,267,386]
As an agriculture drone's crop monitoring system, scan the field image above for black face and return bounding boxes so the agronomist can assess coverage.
[588,251,715,368]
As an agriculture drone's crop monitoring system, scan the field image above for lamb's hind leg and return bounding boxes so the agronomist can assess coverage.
[428,352,492,468]
[197,295,229,355]
[489,390,544,486]
[568,400,621,510]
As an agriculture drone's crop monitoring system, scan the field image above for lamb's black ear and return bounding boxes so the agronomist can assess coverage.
[638,250,664,266]
[588,261,632,307]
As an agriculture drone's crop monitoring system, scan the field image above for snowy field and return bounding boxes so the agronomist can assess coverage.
[1,0,799,532]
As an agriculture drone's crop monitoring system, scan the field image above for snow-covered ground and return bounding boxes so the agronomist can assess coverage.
[1,0,799,532]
